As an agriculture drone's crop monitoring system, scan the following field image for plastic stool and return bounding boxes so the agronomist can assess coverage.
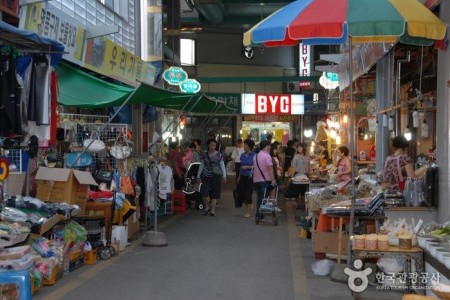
[0,269,32,300]
[171,192,186,215]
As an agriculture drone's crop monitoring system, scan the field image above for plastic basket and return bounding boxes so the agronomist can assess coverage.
[84,250,97,265]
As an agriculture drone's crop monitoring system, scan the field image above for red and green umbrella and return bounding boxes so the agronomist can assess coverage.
[243,0,447,47]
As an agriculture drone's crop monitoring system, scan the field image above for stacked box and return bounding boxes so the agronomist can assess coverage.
[35,167,98,214]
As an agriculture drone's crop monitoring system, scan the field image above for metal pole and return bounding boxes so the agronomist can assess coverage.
[395,51,411,136]
[142,160,168,247]
[160,94,198,145]
[347,37,356,266]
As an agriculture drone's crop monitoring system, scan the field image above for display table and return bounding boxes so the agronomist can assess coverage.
[352,246,424,295]
[315,213,385,264]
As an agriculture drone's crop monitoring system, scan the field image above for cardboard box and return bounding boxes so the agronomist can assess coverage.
[126,208,140,240]
[39,214,66,235]
[35,167,97,214]
[312,231,349,255]
[6,173,26,196]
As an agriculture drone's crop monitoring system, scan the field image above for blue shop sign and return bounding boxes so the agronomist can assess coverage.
[180,79,201,94]
[163,67,188,86]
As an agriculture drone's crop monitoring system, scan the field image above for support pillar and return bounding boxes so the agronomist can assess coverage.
[436,1,450,223]
[375,51,395,171]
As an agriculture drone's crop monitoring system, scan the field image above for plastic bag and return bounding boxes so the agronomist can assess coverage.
[377,257,403,274]
[64,221,87,244]
[311,259,336,276]
[84,241,92,251]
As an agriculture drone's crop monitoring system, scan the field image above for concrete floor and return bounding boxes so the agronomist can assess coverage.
[34,182,404,300]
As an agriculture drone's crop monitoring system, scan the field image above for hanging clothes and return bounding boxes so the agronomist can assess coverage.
[0,55,22,136]
[29,55,51,125]
[145,164,156,211]
[0,59,11,136]
[136,166,147,207]
[34,55,51,125]
[27,57,36,122]
[18,57,32,138]
[157,163,172,200]
[49,70,59,147]
[8,57,22,135]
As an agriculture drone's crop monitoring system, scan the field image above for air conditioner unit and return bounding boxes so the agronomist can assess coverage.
[282,82,300,93]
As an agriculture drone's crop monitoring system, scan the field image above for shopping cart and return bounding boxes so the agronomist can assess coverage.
[256,185,279,226]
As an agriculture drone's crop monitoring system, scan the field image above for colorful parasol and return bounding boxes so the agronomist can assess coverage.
[243,0,447,47]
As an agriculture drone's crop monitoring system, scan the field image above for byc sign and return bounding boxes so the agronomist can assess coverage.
[241,93,304,115]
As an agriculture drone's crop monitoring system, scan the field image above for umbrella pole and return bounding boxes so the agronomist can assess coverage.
[347,37,356,266]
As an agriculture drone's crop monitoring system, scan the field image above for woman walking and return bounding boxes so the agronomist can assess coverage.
[253,140,277,220]
[197,139,227,217]
[236,139,256,218]
[291,143,310,210]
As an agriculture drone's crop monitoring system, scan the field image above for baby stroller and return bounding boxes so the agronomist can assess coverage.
[183,162,204,210]
[256,185,279,226]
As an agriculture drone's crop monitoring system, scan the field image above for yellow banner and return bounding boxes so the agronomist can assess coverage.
[84,37,155,86]
[21,3,156,87]
[22,3,86,62]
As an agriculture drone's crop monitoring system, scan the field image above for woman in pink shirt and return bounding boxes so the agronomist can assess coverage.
[253,140,276,221]
[337,146,352,183]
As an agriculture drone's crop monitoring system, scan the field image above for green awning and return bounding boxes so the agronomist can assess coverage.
[128,84,238,114]
[55,63,133,108]
[56,63,238,113]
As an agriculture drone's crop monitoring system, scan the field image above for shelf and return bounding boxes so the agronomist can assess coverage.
[356,160,375,164]
[353,246,423,254]
[385,207,436,212]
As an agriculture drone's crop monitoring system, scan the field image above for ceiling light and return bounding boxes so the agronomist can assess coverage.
[404,126,412,141]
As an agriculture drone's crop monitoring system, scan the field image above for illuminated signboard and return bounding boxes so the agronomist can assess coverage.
[319,72,339,90]
[299,43,311,88]
[163,67,188,86]
[180,79,201,94]
[241,93,304,115]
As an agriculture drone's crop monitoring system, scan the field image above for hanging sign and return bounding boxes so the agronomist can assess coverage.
[299,43,311,88]
[20,3,86,63]
[241,93,304,115]
[180,79,201,94]
[84,37,156,86]
[20,3,156,87]
[0,158,9,181]
[319,72,339,90]
[163,67,188,86]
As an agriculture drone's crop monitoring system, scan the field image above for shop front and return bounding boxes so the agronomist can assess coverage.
[241,115,298,146]
[240,93,304,145]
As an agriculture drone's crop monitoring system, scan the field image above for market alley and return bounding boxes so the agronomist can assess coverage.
[33,182,400,300]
